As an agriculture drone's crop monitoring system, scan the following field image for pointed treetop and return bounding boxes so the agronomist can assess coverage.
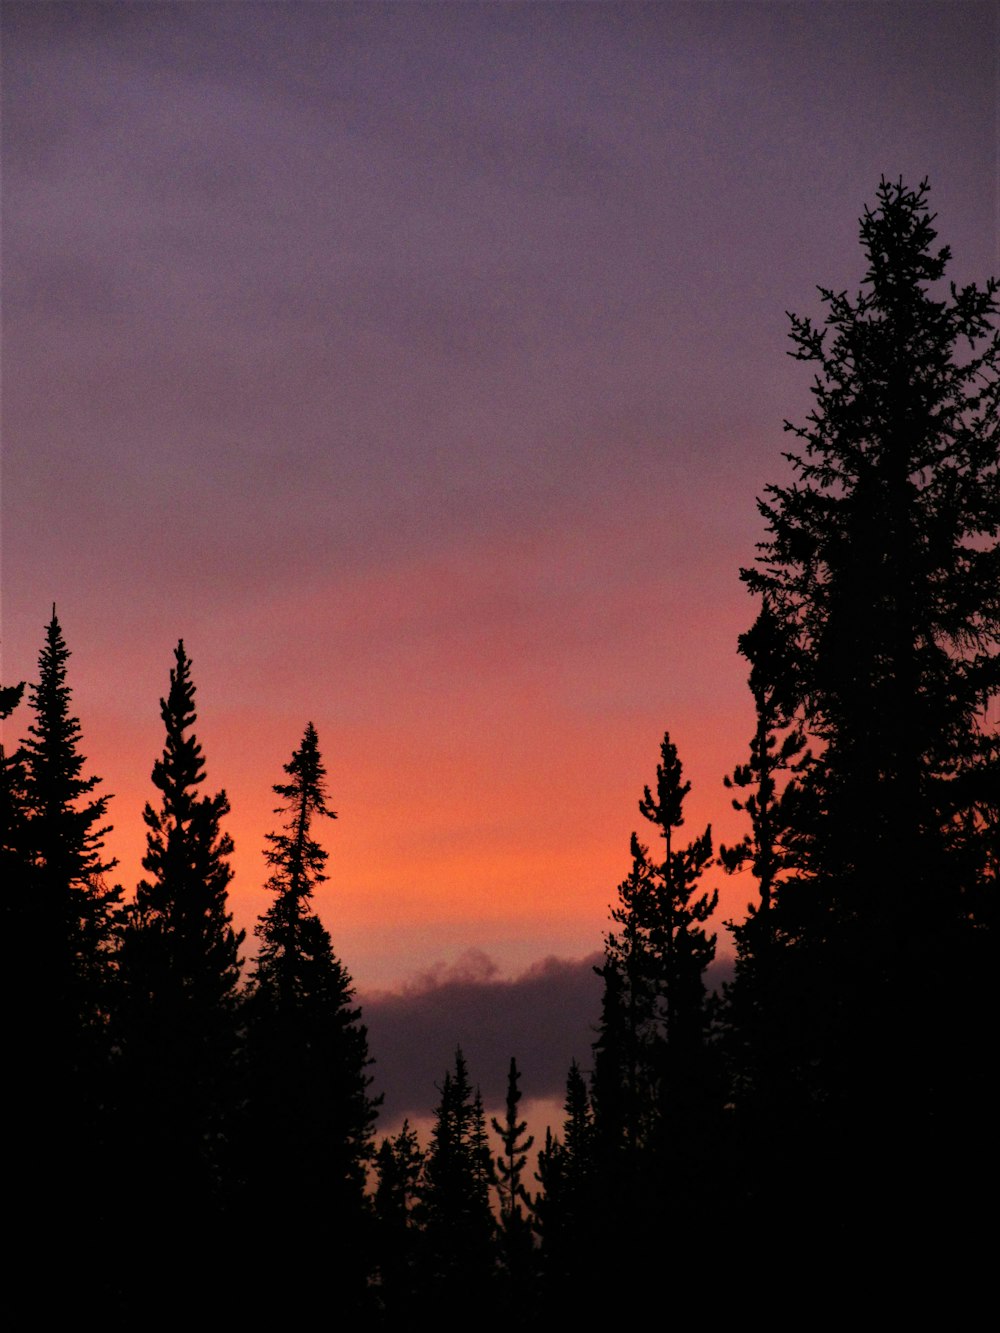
[638,731,690,833]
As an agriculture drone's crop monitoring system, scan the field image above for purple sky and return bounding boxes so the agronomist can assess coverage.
[3,2,998,1039]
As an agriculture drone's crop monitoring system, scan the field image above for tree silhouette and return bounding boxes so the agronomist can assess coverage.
[124,640,242,1025]
[737,176,1000,1270]
[252,720,337,1001]
[8,613,121,1315]
[117,641,243,1315]
[21,610,118,1035]
[419,1048,497,1310]
[745,177,999,935]
[533,1060,594,1310]
[373,1118,425,1317]
[593,734,717,1151]
[590,732,721,1288]
[245,722,378,1314]
[492,1056,535,1290]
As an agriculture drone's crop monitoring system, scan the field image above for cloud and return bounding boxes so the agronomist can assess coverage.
[361,950,603,1123]
[360,947,735,1125]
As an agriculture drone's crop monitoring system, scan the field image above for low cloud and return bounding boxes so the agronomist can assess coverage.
[361,950,603,1125]
[360,948,734,1126]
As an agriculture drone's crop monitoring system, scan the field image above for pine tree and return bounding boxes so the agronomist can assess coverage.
[21,610,118,1037]
[491,1057,535,1287]
[252,720,337,1003]
[533,1060,594,1304]
[589,732,721,1288]
[592,834,659,1156]
[744,178,999,936]
[8,614,121,1316]
[118,639,244,1299]
[735,176,1000,1272]
[373,1119,424,1316]
[124,640,242,1020]
[245,722,378,1313]
[419,1048,497,1309]
[592,733,717,1152]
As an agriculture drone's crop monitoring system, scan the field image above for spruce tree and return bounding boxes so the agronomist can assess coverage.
[492,1057,535,1289]
[245,722,378,1314]
[8,613,121,1316]
[21,610,118,1035]
[125,640,242,1020]
[592,732,717,1155]
[252,721,337,1003]
[736,176,999,1271]
[373,1119,425,1316]
[744,178,999,934]
[533,1060,594,1307]
[118,639,243,1306]
[419,1048,497,1310]
[591,835,659,1157]
[589,732,720,1288]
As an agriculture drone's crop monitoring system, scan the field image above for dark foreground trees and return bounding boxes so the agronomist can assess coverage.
[418,1048,497,1314]
[729,176,999,1274]
[6,176,994,1319]
[744,176,999,939]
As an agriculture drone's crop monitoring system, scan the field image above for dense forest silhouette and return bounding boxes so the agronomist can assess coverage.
[3,180,997,1323]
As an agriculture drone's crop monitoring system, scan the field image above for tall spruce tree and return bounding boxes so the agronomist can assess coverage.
[125,640,242,1023]
[744,177,999,935]
[736,177,999,1268]
[245,722,378,1315]
[9,613,121,1316]
[593,734,718,1151]
[118,639,243,1303]
[589,732,720,1287]
[21,610,118,1036]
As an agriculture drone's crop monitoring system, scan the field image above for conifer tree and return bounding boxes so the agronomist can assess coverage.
[373,1118,425,1315]
[744,178,999,935]
[252,720,338,1003]
[419,1048,497,1309]
[118,640,243,1246]
[21,610,118,1036]
[592,732,718,1158]
[8,614,121,1315]
[589,732,721,1285]
[533,1060,594,1301]
[592,835,659,1155]
[492,1057,535,1286]
[245,722,378,1312]
[735,176,999,1266]
[125,640,242,1015]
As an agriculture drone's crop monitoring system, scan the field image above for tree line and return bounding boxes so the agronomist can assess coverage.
[3,178,997,1322]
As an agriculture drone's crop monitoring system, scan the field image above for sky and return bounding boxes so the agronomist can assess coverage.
[2,1,998,1113]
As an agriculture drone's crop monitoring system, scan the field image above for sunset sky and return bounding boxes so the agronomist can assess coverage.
[3,0,998,1022]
